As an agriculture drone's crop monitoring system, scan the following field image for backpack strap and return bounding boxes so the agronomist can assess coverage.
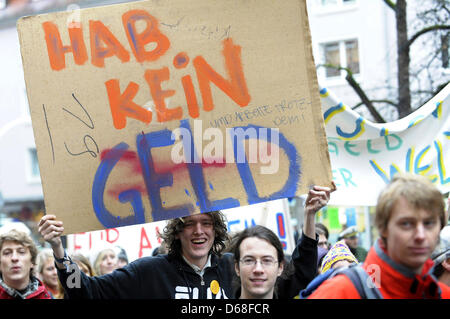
[338,264,383,299]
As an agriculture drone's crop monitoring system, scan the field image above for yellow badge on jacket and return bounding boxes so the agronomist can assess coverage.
[210,280,220,295]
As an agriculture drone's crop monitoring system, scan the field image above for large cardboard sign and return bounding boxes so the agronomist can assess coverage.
[18,0,332,234]
[321,83,450,206]
[66,198,295,262]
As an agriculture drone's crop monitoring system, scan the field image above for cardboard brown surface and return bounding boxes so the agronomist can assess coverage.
[17,0,332,234]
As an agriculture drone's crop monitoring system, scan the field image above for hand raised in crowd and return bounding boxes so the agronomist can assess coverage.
[304,182,336,215]
[301,182,335,240]
[38,214,65,258]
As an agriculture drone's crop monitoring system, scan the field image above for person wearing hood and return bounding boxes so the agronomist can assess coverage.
[309,173,450,299]
[116,247,129,268]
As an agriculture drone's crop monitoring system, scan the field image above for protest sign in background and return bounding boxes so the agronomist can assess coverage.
[18,0,332,234]
[66,198,294,262]
[322,83,450,206]
[223,198,295,254]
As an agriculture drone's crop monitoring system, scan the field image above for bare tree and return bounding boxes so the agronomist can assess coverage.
[320,0,450,122]
[386,0,450,117]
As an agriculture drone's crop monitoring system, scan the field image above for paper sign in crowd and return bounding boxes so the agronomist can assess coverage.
[18,0,332,234]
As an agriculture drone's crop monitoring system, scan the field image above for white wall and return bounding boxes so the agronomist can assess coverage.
[0,26,43,202]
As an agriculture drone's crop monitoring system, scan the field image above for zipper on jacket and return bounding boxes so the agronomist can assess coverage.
[200,275,205,286]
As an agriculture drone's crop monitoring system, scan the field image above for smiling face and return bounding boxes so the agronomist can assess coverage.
[382,196,441,274]
[235,237,283,299]
[176,214,215,269]
[0,241,34,290]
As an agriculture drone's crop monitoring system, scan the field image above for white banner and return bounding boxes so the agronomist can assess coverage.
[223,198,295,254]
[322,84,450,206]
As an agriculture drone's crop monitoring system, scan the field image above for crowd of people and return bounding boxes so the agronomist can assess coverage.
[0,173,449,299]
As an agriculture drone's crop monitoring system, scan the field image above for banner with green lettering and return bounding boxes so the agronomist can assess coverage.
[322,84,450,206]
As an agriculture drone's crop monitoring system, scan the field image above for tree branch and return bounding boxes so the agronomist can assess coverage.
[352,99,398,110]
[345,73,386,123]
[383,0,396,11]
[317,64,386,123]
[407,24,450,48]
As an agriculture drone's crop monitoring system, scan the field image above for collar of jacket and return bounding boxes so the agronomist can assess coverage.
[362,239,441,298]
[169,252,220,273]
[0,275,49,299]
[182,254,212,277]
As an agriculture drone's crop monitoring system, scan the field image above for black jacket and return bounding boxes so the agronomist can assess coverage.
[57,233,317,299]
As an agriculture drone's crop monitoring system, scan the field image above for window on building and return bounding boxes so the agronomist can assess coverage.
[345,39,360,74]
[320,39,360,78]
[323,42,341,77]
[320,0,356,7]
[29,149,40,180]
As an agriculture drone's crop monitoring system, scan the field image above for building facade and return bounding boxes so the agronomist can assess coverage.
[307,0,449,122]
[0,19,43,221]
[307,0,398,121]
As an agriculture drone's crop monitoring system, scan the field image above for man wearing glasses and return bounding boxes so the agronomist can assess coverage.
[232,185,333,299]
[232,225,286,299]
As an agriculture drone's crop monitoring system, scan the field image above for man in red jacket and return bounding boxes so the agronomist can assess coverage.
[309,173,450,299]
[0,229,52,299]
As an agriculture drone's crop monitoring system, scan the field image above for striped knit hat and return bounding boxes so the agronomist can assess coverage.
[320,240,358,274]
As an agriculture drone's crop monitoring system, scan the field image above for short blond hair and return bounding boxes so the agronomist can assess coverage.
[36,248,54,275]
[0,230,38,277]
[93,248,116,275]
[375,173,446,237]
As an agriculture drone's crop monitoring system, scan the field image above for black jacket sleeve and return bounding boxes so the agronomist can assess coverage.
[275,232,318,299]
[57,259,143,299]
